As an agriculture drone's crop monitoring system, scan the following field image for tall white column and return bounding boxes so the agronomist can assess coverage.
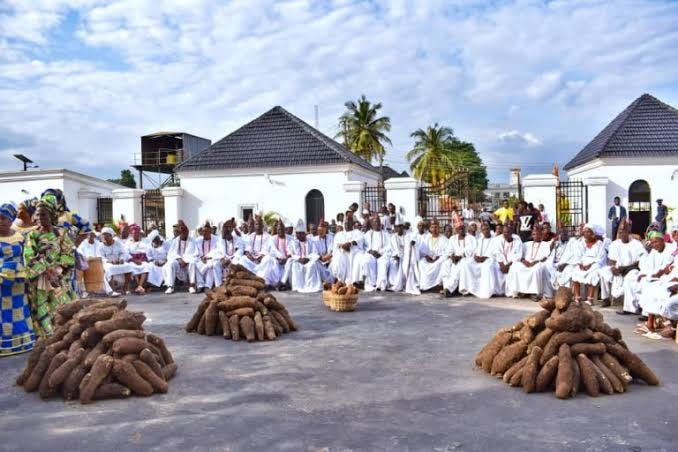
[342,181,364,211]
[384,177,419,223]
[522,174,558,228]
[112,188,144,225]
[77,189,100,224]
[162,186,183,232]
[583,177,610,237]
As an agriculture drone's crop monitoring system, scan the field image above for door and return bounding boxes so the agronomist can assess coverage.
[305,189,324,226]
[628,180,651,236]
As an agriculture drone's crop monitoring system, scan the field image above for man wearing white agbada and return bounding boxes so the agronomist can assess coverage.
[330,220,364,283]
[418,220,449,291]
[242,220,270,273]
[442,224,477,296]
[400,218,428,295]
[506,226,553,299]
[619,231,674,315]
[257,222,294,289]
[491,225,524,296]
[194,222,222,291]
[548,229,580,290]
[215,220,244,273]
[98,227,134,295]
[77,231,115,296]
[571,225,607,304]
[599,225,646,307]
[458,222,503,299]
[146,231,168,288]
[387,222,408,291]
[125,224,151,295]
[163,221,200,294]
[312,223,334,283]
[286,219,323,292]
[353,217,391,291]
[638,253,678,328]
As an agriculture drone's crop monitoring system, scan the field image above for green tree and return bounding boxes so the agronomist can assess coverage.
[335,95,392,166]
[108,169,137,188]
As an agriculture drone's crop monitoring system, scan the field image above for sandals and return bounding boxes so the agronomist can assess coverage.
[134,286,146,295]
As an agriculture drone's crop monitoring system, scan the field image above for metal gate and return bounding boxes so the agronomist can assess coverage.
[556,181,588,236]
[96,197,113,225]
[361,183,387,214]
[141,189,165,232]
[417,171,469,221]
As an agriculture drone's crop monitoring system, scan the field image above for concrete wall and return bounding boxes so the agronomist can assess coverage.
[522,174,558,229]
[177,164,380,228]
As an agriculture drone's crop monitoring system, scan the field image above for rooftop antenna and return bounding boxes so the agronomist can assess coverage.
[314,105,319,129]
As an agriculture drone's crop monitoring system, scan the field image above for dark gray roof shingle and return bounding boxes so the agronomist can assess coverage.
[176,106,378,173]
[564,93,678,170]
[380,165,408,180]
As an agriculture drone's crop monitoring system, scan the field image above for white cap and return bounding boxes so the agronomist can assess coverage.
[414,216,424,224]
[295,219,306,232]
[285,219,293,228]
[101,227,115,236]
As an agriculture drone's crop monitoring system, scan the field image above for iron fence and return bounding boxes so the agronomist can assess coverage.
[556,180,588,236]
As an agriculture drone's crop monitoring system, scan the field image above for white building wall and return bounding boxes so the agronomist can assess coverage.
[178,164,380,228]
[567,156,678,235]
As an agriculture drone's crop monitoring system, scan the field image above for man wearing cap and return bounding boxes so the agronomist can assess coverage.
[256,221,293,289]
[216,219,244,273]
[441,223,477,296]
[401,216,428,295]
[599,224,646,307]
[353,216,391,292]
[312,222,334,283]
[547,228,580,292]
[286,219,323,292]
[619,230,674,316]
[330,219,364,283]
[387,221,407,291]
[418,219,449,292]
[655,199,668,234]
[98,227,134,296]
[163,220,199,294]
[194,221,222,291]
[242,219,269,273]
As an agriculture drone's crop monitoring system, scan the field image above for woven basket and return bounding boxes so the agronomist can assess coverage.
[322,290,332,307]
[328,293,359,312]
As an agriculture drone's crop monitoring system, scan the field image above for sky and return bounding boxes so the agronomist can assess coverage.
[1,0,678,184]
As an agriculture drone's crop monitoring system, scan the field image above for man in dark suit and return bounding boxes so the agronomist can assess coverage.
[608,196,627,239]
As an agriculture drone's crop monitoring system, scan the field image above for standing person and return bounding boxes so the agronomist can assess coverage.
[401,217,428,295]
[458,222,502,299]
[146,231,168,289]
[23,198,77,337]
[571,225,608,304]
[516,202,537,243]
[126,224,150,294]
[608,196,627,240]
[538,204,549,226]
[163,221,199,294]
[506,226,553,300]
[478,207,492,226]
[493,200,514,225]
[655,199,668,234]
[354,217,391,292]
[194,221,221,291]
[491,225,523,296]
[387,221,407,291]
[98,227,134,296]
[14,198,38,235]
[462,203,475,223]
[0,203,36,356]
[418,219,449,292]
[286,219,322,293]
[441,224,477,296]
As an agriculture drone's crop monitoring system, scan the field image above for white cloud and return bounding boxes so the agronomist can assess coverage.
[525,71,562,100]
[498,130,542,147]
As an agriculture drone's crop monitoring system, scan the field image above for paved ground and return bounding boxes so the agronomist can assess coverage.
[1,290,677,452]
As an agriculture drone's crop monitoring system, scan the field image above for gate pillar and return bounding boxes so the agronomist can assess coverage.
[385,177,419,223]
[162,187,184,235]
[522,174,558,229]
[583,177,609,237]
[112,188,144,226]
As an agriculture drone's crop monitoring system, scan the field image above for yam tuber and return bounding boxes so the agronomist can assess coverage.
[112,359,153,396]
[133,361,168,393]
[253,311,265,341]
[536,356,559,392]
[219,311,231,339]
[491,341,527,376]
[229,315,240,341]
[93,383,131,400]
[79,354,114,403]
[576,354,600,397]
[185,298,209,332]
[605,344,659,385]
[204,300,219,336]
[239,316,256,342]
[555,344,574,399]
[521,346,543,393]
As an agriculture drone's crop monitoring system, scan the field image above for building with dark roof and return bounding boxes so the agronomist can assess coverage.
[564,93,678,236]
[175,106,383,227]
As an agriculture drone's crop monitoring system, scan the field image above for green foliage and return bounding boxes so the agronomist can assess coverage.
[263,211,282,230]
[108,169,137,188]
[406,124,488,193]
[335,95,392,165]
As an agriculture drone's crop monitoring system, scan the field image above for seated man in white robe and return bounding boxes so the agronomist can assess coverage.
[506,226,553,300]
[286,219,323,293]
[458,222,502,299]
[599,225,646,307]
[619,230,674,315]
[125,224,151,295]
[98,227,134,296]
[418,219,449,292]
[163,220,199,294]
[442,224,477,296]
[491,225,523,296]
[387,221,407,292]
[194,221,222,291]
[146,231,168,289]
[257,222,293,289]
[330,220,364,283]
[312,222,334,283]
[353,216,391,291]
[548,228,580,291]
[216,219,244,274]
[571,224,608,304]
[77,231,114,296]
[241,220,270,273]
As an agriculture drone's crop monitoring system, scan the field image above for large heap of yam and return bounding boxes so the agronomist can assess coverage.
[186,265,297,341]
[16,299,176,404]
[475,287,659,399]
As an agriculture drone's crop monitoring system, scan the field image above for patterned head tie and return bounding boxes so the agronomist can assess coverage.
[0,202,18,222]
[647,230,662,240]
[36,198,59,225]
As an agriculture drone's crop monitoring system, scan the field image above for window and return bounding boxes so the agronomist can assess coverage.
[238,204,258,222]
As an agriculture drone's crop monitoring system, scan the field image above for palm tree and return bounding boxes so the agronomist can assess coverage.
[335,95,392,166]
[406,123,462,185]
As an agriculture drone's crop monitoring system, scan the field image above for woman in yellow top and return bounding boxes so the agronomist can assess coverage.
[493,200,515,225]
[0,203,36,356]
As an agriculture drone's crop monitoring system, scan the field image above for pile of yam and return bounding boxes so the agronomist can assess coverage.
[16,299,176,404]
[186,264,297,342]
[475,287,659,399]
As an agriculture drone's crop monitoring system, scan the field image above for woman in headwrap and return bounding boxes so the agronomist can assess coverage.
[41,188,92,246]
[125,224,150,294]
[14,197,38,235]
[0,203,36,356]
[146,230,168,289]
[23,197,77,336]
